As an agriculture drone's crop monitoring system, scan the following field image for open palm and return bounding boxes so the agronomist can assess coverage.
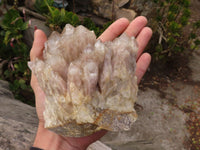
[30,16,152,150]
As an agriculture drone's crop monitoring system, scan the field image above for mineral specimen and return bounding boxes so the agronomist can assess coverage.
[28,24,138,137]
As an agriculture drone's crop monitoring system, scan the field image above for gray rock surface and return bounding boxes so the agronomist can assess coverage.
[130,0,154,16]
[0,80,38,150]
[91,0,136,20]
[87,141,112,150]
[101,89,189,150]
[116,8,136,21]
[189,50,200,82]
[23,18,52,47]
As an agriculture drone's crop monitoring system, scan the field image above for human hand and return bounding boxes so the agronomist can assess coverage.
[30,16,152,150]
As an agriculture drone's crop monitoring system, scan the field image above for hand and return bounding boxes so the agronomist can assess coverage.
[30,16,152,150]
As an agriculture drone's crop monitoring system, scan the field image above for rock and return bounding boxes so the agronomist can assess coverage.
[116,8,137,21]
[0,80,13,99]
[0,117,36,150]
[130,0,154,16]
[87,141,112,150]
[91,0,136,20]
[91,0,117,20]
[23,18,52,47]
[101,89,190,150]
[25,0,36,10]
[28,24,138,137]
[0,80,38,150]
[189,50,200,82]
[117,0,130,7]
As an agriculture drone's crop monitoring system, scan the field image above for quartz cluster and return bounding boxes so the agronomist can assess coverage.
[28,24,139,137]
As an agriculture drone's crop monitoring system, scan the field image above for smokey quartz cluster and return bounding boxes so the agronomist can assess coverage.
[28,24,138,137]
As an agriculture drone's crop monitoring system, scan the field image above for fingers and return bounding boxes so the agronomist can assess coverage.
[136,27,152,60]
[135,53,151,84]
[98,18,129,42]
[125,16,147,37]
[30,29,47,61]
[30,30,47,120]
[124,16,152,84]
[99,16,152,85]
[124,16,152,60]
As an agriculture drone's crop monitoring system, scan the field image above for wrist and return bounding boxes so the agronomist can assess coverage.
[33,122,106,150]
[33,123,73,150]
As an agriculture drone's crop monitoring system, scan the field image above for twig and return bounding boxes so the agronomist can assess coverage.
[158,25,167,44]
[73,0,75,13]
[157,21,167,44]
[18,7,46,21]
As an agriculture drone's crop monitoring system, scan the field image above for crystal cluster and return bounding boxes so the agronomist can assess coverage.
[28,24,138,137]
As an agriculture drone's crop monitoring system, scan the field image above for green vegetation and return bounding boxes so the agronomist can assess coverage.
[34,0,80,31]
[151,0,200,60]
[34,0,112,36]
[44,4,80,31]
[0,8,33,104]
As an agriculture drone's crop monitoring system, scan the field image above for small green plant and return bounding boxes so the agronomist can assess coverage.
[34,0,111,37]
[46,6,80,31]
[151,0,200,61]
[34,0,80,31]
[0,8,33,104]
[1,9,28,44]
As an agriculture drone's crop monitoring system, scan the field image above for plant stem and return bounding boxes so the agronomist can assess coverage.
[63,0,64,8]
[112,0,115,21]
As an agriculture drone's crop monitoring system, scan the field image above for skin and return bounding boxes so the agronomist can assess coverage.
[30,16,152,150]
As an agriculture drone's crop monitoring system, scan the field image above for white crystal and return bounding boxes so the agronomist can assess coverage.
[28,24,138,137]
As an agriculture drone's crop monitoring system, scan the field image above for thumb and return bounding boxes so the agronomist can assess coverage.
[30,29,47,91]
[30,29,47,61]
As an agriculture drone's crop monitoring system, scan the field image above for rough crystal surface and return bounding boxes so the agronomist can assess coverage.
[28,24,138,137]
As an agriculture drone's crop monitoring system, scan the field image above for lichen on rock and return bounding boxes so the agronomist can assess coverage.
[28,24,138,137]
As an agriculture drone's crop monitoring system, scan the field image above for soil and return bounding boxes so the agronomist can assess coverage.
[140,52,192,93]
